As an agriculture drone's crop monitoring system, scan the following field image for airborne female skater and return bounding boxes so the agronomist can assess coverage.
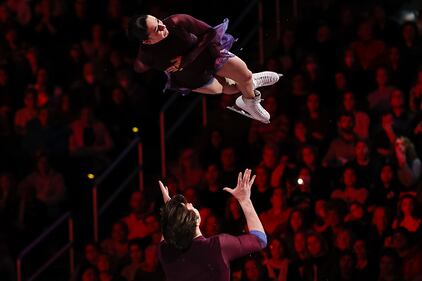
[127,13,281,123]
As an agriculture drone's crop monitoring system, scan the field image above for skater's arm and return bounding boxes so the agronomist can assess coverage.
[170,14,219,67]
[223,169,267,247]
[133,48,152,73]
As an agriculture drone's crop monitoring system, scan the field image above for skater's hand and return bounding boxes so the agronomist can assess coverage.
[166,56,183,73]
[223,169,256,204]
[158,180,171,203]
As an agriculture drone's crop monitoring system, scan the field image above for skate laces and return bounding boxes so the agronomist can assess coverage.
[253,72,279,88]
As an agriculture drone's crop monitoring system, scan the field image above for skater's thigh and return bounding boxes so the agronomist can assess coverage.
[193,78,224,94]
[216,56,252,82]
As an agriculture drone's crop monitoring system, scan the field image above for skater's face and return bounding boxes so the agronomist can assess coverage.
[143,15,169,44]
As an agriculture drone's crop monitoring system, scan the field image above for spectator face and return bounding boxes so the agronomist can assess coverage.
[380,165,394,184]
[357,22,373,41]
[36,156,49,174]
[400,197,414,216]
[244,259,260,281]
[388,47,400,63]
[306,94,319,113]
[353,240,366,259]
[96,255,110,273]
[355,141,368,160]
[129,191,142,213]
[338,115,354,133]
[390,90,404,108]
[315,200,327,219]
[84,244,99,265]
[129,244,142,263]
[339,254,355,275]
[145,215,160,234]
[317,25,331,43]
[80,108,94,124]
[270,188,284,208]
[255,166,269,188]
[379,255,396,277]
[205,164,219,186]
[144,245,158,266]
[302,147,315,166]
[111,223,128,242]
[343,92,355,111]
[228,197,240,216]
[349,203,364,220]
[263,95,278,115]
[24,92,35,108]
[269,239,284,259]
[262,146,277,168]
[204,214,219,236]
[81,268,98,281]
[111,88,125,104]
[343,50,355,67]
[343,168,357,187]
[402,23,416,42]
[372,207,388,230]
[294,121,307,140]
[392,231,408,251]
[376,67,388,86]
[336,230,351,251]
[183,188,198,206]
[327,209,341,226]
[83,63,95,83]
[220,148,236,170]
[210,130,222,147]
[293,232,306,254]
[307,235,322,257]
[290,211,303,231]
[335,72,347,89]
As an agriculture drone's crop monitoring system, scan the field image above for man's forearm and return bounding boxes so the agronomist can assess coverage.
[238,199,265,233]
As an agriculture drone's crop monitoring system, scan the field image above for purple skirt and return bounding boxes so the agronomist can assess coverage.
[165,18,236,95]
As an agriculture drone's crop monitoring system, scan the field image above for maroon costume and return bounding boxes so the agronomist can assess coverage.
[134,14,234,90]
[158,233,263,281]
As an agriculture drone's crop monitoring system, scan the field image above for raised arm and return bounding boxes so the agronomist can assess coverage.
[223,169,265,235]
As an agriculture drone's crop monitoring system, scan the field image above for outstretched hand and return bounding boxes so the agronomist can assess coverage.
[223,169,256,203]
[158,180,171,203]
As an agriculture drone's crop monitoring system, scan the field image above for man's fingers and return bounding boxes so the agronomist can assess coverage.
[249,175,256,187]
[158,180,167,192]
[237,172,242,187]
[223,187,233,194]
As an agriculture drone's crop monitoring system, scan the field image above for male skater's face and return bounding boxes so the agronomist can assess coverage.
[143,15,169,44]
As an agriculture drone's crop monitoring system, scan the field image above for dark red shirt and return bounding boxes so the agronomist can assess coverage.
[158,234,263,281]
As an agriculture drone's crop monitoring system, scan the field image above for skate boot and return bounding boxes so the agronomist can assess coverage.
[252,71,283,89]
[234,90,270,123]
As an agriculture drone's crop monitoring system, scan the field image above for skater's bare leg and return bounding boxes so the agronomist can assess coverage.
[193,77,239,95]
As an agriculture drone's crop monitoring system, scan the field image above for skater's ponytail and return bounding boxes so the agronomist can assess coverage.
[127,15,148,42]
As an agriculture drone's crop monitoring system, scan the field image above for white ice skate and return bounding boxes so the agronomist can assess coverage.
[252,71,283,90]
[226,90,270,124]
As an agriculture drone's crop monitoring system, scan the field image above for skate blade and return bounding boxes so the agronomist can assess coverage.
[226,106,270,124]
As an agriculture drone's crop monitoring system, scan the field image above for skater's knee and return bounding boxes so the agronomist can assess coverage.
[243,70,253,82]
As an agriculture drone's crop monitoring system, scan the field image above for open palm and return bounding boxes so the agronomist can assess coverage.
[223,169,256,203]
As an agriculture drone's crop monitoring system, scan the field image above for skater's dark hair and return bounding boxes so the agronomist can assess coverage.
[127,15,149,42]
[160,194,198,251]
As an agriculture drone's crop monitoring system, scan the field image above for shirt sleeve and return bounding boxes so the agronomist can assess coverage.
[168,14,219,67]
[218,233,264,263]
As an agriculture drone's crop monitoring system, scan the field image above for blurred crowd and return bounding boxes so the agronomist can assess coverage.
[0,0,421,281]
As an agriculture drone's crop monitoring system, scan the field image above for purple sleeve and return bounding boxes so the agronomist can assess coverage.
[168,14,218,67]
[218,233,264,263]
